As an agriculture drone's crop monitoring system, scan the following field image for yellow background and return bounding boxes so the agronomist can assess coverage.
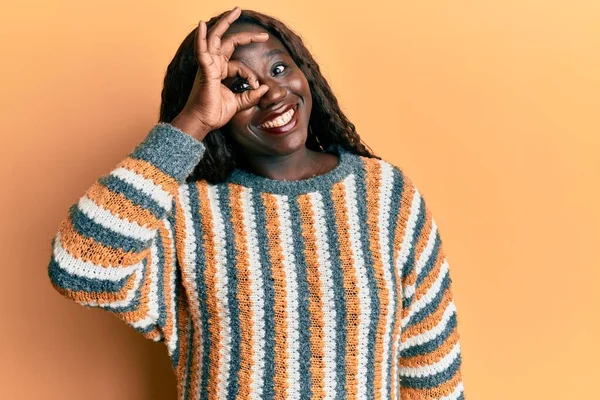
[1,1,599,399]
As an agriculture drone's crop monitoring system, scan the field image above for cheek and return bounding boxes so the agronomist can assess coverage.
[223,110,253,136]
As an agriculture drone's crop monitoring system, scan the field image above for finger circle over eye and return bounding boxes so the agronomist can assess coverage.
[226,60,259,89]
[220,31,270,60]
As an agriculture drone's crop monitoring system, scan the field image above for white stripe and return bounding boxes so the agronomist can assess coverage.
[377,161,396,400]
[111,167,172,211]
[207,184,232,400]
[146,237,161,321]
[399,189,423,300]
[178,183,202,400]
[241,187,266,397]
[401,260,450,329]
[392,186,422,399]
[403,302,457,348]
[343,174,371,399]
[414,219,439,284]
[79,266,142,309]
[399,342,461,377]
[77,195,155,241]
[53,231,138,281]
[310,192,338,399]
[163,218,179,355]
[441,381,464,400]
[276,195,301,400]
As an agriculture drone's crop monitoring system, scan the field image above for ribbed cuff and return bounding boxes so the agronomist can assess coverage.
[130,122,206,182]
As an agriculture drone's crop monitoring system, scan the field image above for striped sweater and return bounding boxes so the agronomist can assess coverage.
[48,122,465,400]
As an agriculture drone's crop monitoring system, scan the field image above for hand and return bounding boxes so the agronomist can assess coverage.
[173,6,270,140]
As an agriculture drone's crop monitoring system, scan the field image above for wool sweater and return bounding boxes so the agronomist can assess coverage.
[48,122,465,400]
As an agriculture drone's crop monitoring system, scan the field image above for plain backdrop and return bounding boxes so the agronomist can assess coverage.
[1,0,599,399]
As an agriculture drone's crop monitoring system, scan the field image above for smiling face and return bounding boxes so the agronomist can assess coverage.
[220,23,312,158]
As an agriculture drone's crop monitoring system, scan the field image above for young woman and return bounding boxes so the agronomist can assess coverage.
[48,6,465,399]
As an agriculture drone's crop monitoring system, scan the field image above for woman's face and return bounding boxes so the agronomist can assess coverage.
[220,23,312,158]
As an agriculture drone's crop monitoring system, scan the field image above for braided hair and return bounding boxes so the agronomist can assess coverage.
[159,9,379,184]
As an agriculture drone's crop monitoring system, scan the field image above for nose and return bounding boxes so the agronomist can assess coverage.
[257,76,287,109]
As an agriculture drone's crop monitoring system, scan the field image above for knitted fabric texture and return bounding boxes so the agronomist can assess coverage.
[48,122,465,399]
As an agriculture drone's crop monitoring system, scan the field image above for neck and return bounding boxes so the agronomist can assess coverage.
[240,146,322,181]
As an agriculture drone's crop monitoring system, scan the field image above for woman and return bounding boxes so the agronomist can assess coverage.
[48,6,465,399]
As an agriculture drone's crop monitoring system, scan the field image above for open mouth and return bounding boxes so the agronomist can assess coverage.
[255,104,299,134]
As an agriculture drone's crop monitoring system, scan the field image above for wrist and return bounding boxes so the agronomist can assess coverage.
[170,112,211,141]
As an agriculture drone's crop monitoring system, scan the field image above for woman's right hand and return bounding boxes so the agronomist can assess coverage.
[171,6,270,140]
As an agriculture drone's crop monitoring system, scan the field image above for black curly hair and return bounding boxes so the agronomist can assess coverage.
[159,9,379,184]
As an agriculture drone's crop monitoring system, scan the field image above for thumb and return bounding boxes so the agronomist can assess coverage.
[236,85,269,111]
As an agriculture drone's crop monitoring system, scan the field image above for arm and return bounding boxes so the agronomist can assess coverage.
[394,175,465,399]
[48,122,205,341]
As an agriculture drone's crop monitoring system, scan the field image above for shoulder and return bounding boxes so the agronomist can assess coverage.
[354,153,418,193]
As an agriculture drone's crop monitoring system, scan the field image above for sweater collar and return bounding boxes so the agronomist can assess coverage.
[225,144,359,195]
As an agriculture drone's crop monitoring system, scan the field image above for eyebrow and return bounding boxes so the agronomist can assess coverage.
[263,48,285,59]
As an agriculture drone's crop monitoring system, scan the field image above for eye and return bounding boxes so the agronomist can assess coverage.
[272,63,287,76]
[231,80,251,93]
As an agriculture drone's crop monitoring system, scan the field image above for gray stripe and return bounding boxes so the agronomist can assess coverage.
[385,167,404,398]
[169,271,182,369]
[183,316,194,400]
[402,196,426,310]
[98,175,166,219]
[187,182,212,400]
[251,189,276,400]
[288,196,313,399]
[225,144,360,196]
[218,184,241,400]
[155,223,167,334]
[68,204,147,253]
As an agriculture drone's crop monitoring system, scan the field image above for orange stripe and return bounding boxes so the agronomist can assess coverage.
[86,181,160,229]
[55,240,153,321]
[399,365,462,399]
[55,247,151,326]
[117,246,153,324]
[331,181,360,399]
[176,298,191,399]
[142,326,162,341]
[229,184,255,399]
[411,206,434,297]
[389,177,415,399]
[363,159,389,399]
[52,269,137,305]
[59,218,148,267]
[403,286,454,339]
[400,328,460,368]
[158,222,175,351]
[262,193,289,399]
[413,248,445,304]
[117,156,180,196]
[298,194,326,398]
[197,181,221,399]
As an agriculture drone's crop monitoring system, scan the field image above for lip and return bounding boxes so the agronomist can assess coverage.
[255,104,299,135]
[255,102,297,126]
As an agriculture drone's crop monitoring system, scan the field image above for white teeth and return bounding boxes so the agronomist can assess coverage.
[258,107,295,129]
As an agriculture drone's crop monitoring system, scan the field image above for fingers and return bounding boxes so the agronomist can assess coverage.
[220,31,269,60]
[226,60,260,89]
[236,84,270,111]
[207,6,242,53]
[228,60,269,110]
[195,20,213,68]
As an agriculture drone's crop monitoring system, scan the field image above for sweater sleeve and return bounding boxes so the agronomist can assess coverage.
[48,122,205,341]
[394,176,465,399]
